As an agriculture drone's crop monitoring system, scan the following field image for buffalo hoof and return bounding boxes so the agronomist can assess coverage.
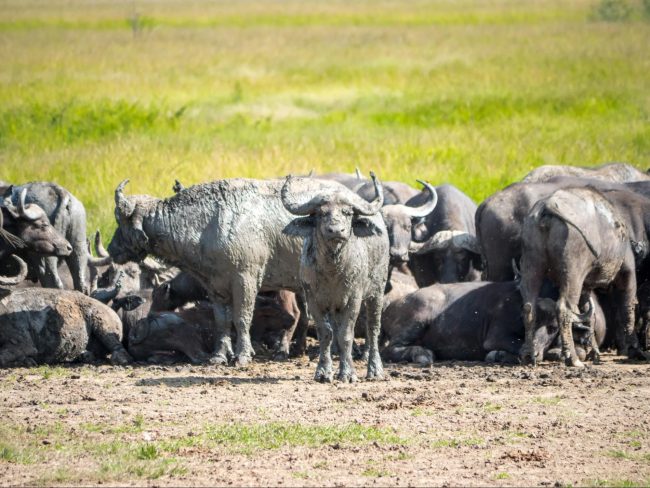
[564,357,584,368]
[208,354,229,366]
[627,347,650,361]
[314,369,333,383]
[233,355,253,368]
[110,348,133,366]
[336,372,358,383]
[272,350,289,362]
[366,364,384,380]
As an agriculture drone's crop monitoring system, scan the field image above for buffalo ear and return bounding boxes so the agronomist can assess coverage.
[352,216,383,238]
[114,295,146,312]
[283,217,315,238]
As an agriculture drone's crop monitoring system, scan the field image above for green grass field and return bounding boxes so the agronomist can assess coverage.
[1,0,649,236]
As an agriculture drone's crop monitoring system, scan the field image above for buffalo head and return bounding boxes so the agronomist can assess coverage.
[408,230,482,284]
[520,296,594,365]
[380,181,438,265]
[1,188,72,257]
[282,172,384,246]
[108,180,155,264]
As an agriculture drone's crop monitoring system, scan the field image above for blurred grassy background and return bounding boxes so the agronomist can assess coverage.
[0,0,649,237]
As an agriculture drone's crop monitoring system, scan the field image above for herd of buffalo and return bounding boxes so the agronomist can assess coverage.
[1,162,650,382]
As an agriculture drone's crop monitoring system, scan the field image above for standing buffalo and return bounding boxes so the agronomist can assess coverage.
[0,287,132,366]
[2,182,99,293]
[282,173,389,382]
[519,187,642,367]
[407,184,481,286]
[107,177,345,366]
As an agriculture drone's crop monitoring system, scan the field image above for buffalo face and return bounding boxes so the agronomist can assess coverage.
[281,173,385,247]
[2,189,72,257]
[108,180,151,265]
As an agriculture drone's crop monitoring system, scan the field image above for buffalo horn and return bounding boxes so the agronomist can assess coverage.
[281,175,328,216]
[0,255,28,286]
[347,172,384,216]
[18,188,44,221]
[115,179,135,217]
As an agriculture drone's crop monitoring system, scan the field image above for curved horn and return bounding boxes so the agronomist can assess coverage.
[86,230,112,266]
[94,230,109,257]
[281,175,327,216]
[0,255,28,286]
[398,181,438,219]
[18,188,44,221]
[453,233,480,254]
[115,179,135,217]
[355,167,362,179]
[574,296,595,324]
[409,230,461,254]
[347,171,383,216]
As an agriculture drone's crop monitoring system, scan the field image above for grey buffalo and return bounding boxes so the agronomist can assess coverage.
[381,280,604,366]
[407,184,481,286]
[2,182,101,293]
[282,173,389,382]
[519,187,642,367]
[0,287,132,366]
[522,162,649,184]
[107,177,344,366]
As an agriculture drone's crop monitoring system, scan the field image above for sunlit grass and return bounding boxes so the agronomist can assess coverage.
[0,0,649,239]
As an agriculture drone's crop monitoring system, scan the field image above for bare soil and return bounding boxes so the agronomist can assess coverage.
[1,350,650,487]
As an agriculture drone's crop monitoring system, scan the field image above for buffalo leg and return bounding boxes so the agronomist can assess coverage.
[614,261,648,360]
[66,241,89,295]
[332,296,362,383]
[312,308,333,382]
[210,301,233,365]
[90,314,132,365]
[231,275,258,367]
[273,296,300,361]
[364,294,384,380]
[518,253,545,366]
[557,291,584,368]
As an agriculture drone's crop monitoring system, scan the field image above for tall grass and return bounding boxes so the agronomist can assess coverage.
[0,0,648,236]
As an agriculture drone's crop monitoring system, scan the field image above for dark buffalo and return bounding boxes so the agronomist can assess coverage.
[282,173,389,382]
[381,280,603,365]
[1,189,72,263]
[407,184,481,286]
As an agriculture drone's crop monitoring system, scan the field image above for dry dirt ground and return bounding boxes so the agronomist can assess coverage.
[1,350,650,487]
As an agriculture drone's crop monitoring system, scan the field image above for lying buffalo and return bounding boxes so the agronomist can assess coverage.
[0,287,132,366]
[282,173,389,382]
[129,292,301,363]
[521,162,649,184]
[407,184,481,286]
[381,280,604,366]
[2,182,98,293]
